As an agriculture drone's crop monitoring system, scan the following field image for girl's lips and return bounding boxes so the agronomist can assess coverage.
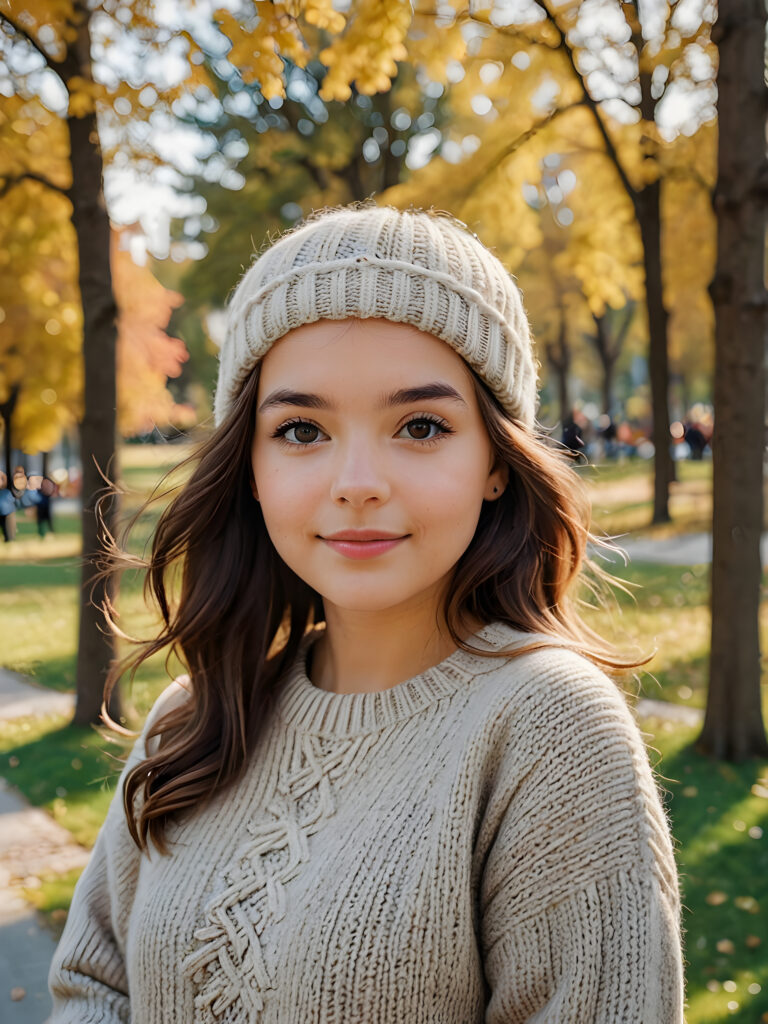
[321,536,408,560]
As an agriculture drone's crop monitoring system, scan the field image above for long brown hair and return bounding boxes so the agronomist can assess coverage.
[98,363,649,853]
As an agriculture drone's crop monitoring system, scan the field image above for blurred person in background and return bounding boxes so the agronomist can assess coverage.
[0,471,16,542]
[35,476,57,537]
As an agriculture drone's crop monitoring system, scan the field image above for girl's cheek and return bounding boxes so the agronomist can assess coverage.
[412,464,481,505]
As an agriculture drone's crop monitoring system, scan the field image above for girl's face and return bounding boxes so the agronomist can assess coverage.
[251,318,507,620]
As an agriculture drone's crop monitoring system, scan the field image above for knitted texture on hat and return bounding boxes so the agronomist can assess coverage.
[213,204,540,428]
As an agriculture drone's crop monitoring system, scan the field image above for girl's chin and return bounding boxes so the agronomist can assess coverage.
[321,597,417,614]
[317,588,436,616]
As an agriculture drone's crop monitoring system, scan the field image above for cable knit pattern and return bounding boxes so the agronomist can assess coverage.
[182,731,380,1019]
[48,623,685,1023]
[212,205,541,429]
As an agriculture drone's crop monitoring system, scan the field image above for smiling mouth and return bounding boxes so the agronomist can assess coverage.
[320,533,409,560]
[322,531,406,540]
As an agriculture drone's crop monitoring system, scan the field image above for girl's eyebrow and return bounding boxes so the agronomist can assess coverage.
[258,382,467,413]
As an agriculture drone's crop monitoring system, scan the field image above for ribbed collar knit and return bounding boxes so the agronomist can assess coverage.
[275,621,554,737]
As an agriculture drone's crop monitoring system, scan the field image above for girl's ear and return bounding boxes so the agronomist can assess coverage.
[484,460,509,502]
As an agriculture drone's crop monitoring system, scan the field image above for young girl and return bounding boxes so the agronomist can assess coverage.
[49,202,685,1022]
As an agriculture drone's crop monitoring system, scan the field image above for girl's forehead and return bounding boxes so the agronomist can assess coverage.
[259,318,474,388]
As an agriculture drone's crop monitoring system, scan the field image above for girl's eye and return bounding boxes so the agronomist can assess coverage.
[398,417,453,442]
[272,416,452,446]
[273,420,327,445]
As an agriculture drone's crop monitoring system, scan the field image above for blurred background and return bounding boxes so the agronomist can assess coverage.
[0,1,767,1022]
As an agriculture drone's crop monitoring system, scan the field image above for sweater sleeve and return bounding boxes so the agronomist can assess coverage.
[478,656,685,1023]
[48,679,191,1023]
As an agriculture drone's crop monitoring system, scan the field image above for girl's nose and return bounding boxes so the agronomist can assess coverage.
[329,443,391,508]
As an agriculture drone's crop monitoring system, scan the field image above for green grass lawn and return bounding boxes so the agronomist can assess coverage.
[578,457,714,538]
[648,721,768,1024]
[0,443,188,691]
[582,561,768,715]
[0,714,124,847]
[2,445,768,1022]
[579,457,768,540]
[1,511,82,562]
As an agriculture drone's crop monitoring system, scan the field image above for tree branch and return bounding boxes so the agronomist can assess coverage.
[416,4,641,212]
[0,171,69,199]
[664,164,714,194]
[278,100,330,190]
[451,4,561,51]
[0,10,61,70]
[616,300,635,349]
[457,0,641,212]
[467,100,583,191]
[536,0,641,217]
[296,154,331,192]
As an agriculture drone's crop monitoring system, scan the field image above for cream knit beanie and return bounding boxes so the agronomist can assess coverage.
[213,203,540,428]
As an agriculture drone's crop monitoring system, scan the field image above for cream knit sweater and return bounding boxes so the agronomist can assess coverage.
[49,622,685,1022]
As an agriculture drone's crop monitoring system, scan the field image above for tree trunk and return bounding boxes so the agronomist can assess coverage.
[677,371,691,423]
[65,5,121,726]
[591,313,619,416]
[698,0,768,760]
[545,316,570,427]
[557,366,568,428]
[602,361,614,420]
[372,87,401,192]
[636,182,674,519]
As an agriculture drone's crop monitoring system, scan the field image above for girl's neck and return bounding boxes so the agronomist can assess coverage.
[309,601,477,695]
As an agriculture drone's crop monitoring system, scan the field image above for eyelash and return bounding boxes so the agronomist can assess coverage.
[271,414,455,448]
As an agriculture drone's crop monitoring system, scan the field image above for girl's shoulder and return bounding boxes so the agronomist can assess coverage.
[468,623,643,759]
[466,627,662,830]
[470,621,627,695]
[147,674,193,719]
[143,675,193,755]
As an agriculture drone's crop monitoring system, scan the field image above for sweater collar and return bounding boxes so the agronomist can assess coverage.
[274,620,540,737]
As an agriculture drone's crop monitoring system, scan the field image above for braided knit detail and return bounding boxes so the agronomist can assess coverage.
[180,731,378,1022]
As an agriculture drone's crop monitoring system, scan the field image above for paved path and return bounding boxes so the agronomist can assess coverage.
[636,697,703,727]
[591,531,768,567]
[0,671,82,1021]
[0,670,74,721]
[0,781,90,1024]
